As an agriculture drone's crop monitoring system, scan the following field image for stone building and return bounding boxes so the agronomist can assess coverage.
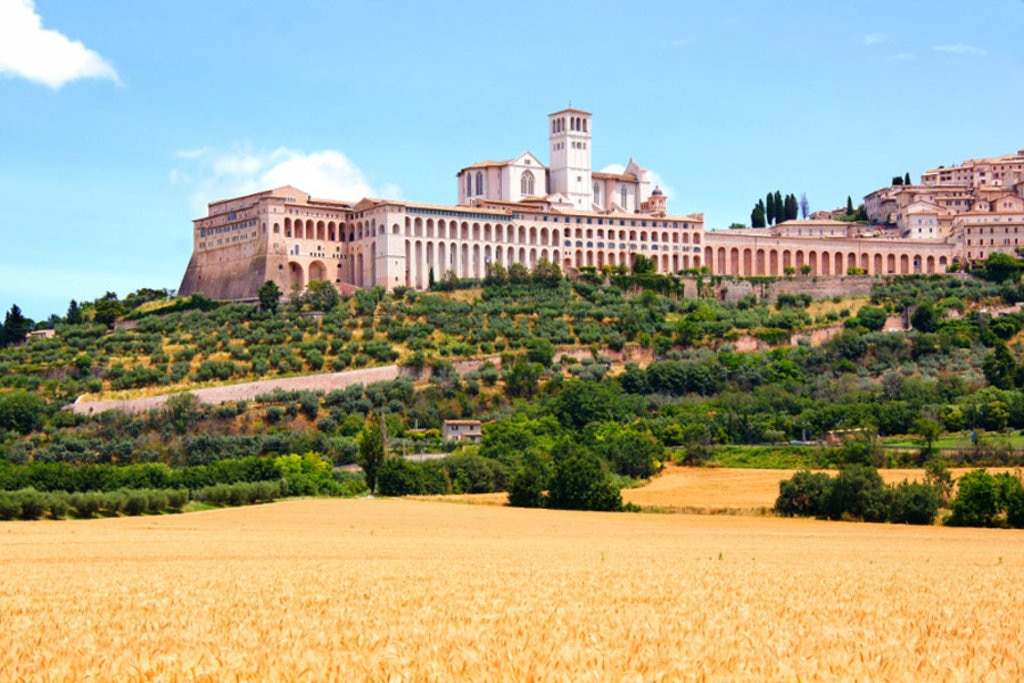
[178,111,1023,301]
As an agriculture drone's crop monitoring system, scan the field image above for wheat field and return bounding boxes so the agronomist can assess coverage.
[2,497,1024,681]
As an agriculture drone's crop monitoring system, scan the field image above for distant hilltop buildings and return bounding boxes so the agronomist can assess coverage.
[178,112,1024,301]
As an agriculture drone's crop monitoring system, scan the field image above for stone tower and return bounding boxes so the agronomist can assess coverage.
[548,108,592,209]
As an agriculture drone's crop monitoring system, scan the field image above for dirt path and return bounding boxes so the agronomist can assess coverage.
[71,365,402,415]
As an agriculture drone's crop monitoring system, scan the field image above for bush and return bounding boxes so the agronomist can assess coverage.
[0,491,21,520]
[146,489,169,514]
[824,465,888,522]
[508,466,546,508]
[775,471,832,517]
[888,480,939,525]
[948,469,1001,527]
[123,489,149,516]
[547,448,622,512]
[166,488,190,512]
[377,458,425,497]
[46,491,70,519]
[70,491,103,518]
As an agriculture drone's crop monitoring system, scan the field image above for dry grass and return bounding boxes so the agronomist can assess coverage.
[2,498,1024,680]
[622,464,1017,513]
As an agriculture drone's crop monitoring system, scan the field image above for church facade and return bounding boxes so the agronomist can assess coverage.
[179,108,705,301]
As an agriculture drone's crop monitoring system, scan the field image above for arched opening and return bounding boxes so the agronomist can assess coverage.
[288,261,304,291]
[309,260,327,282]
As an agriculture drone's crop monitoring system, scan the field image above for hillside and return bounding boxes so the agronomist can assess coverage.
[2,269,1024,521]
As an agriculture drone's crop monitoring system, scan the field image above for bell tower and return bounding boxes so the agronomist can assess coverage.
[548,108,592,209]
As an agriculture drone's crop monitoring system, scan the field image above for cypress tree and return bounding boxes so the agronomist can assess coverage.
[773,191,783,226]
[765,192,775,226]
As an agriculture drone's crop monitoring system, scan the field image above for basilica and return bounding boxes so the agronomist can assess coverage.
[178,110,1023,302]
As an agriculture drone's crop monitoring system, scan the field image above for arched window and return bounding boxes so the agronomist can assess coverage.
[475,171,483,196]
[593,182,600,207]
[620,187,628,209]
[521,170,535,196]
[466,173,472,196]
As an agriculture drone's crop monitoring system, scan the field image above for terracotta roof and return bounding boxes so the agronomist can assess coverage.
[592,171,638,182]
[458,159,512,172]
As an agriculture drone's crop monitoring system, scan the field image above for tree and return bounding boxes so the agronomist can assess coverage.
[765,192,776,226]
[484,262,508,286]
[846,196,854,216]
[1,304,29,348]
[546,443,622,512]
[980,252,1021,284]
[948,469,1001,527]
[913,417,943,461]
[776,470,832,517]
[0,391,45,434]
[784,193,798,221]
[751,201,766,228]
[982,341,1017,390]
[525,337,555,367]
[508,457,548,508]
[358,411,387,494]
[632,254,656,275]
[66,300,83,325]
[508,263,530,284]
[304,280,339,312]
[504,357,542,399]
[603,428,663,478]
[258,280,282,314]
[855,305,887,332]
[532,258,562,287]
[799,193,809,219]
[773,191,783,226]
[910,303,939,333]
[904,172,911,186]
[92,292,124,327]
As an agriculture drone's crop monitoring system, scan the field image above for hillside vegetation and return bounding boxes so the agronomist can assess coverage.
[4,263,1024,521]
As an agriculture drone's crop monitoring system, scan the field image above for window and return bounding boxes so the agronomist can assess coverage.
[466,174,472,196]
[620,187,627,208]
[521,170,535,196]
[593,182,600,206]
[475,172,483,196]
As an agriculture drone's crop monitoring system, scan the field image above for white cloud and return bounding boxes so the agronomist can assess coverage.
[0,0,119,88]
[933,43,987,56]
[173,145,398,216]
[863,33,886,45]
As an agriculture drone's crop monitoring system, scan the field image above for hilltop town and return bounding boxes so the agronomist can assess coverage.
[179,109,1024,302]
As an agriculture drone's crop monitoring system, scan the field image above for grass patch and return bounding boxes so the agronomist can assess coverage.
[708,445,820,469]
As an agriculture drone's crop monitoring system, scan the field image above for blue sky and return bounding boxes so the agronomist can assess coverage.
[2,0,1023,321]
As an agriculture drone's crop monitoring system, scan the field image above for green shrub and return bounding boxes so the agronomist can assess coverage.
[70,491,103,518]
[166,488,189,512]
[948,469,1000,527]
[46,491,70,519]
[123,489,149,516]
[508,466,546,508]
[775,471,832,517]
[146,489,169,514]
[888,480,939,525]
[15,488,46,520]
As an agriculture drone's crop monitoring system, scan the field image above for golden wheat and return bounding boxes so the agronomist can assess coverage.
[1,498,1023,681]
